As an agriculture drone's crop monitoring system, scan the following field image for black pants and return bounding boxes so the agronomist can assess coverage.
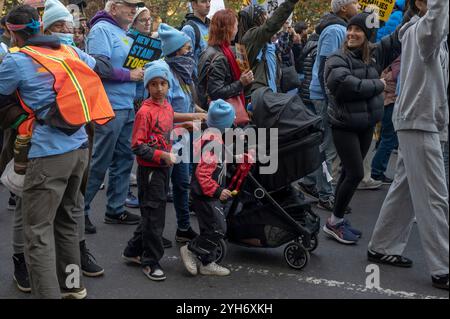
[188,198,226,265]
[126,165,169,267]
[332,127,374,218]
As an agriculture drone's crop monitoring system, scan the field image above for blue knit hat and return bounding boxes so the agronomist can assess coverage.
[157,23,191,56]
[43,0,74,31]
[207,99,236,133]
[144,60,171,88]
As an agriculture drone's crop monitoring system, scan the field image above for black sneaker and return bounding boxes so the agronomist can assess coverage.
[163,237,173,249]
[61,287,87,299]
[367,249,413,268]
[12,253,31,293]
[297,182,319,200]
[431,274,449,290]
[105,211,140,225]
[175,227,198,243]
[8,194,16,211]
[317,198,334,211]
[142,264,166,281]
[85,215,97,234]
[167,189,173,203]
[372,174,393,185]
[80,240,104,277]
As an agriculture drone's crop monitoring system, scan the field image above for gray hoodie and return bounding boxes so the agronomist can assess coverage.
[393,0,449,141]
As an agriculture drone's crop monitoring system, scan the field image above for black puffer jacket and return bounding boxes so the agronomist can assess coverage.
[299,33,319,107]
[197,46,243,109]
[324,29,401,130]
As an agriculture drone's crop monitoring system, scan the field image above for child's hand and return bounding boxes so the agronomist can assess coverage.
[193,113,207,122]
[162,152,177,167]
[220,189,233,202]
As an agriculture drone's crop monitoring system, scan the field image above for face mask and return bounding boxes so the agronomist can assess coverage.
[183,50,194,60]
[52,32,75,46]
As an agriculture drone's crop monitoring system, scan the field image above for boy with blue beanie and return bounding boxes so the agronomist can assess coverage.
[123,60,206,281]
[180,99,235,277]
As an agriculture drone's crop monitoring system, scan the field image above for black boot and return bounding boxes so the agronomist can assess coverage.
[12,253,31,293]
[80,240,104,277]
[85,215,97,234]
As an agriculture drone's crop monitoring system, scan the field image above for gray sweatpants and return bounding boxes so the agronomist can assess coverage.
[369,131,449,276]
[22,148,88,299]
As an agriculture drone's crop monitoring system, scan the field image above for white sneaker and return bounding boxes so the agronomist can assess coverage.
[199,262,231,276]
[61,287,87,299]
[180,245,198,275]
[357,178,382,190]
[129,173,137,186]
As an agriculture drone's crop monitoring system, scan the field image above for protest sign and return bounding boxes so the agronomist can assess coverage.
[123,31,162,70]
[235,43,250,73]
[358,0,396,22]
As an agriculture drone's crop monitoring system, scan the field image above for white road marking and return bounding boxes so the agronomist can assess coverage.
[164,255,446,299]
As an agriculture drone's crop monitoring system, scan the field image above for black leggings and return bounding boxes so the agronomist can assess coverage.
[332,127,374,218]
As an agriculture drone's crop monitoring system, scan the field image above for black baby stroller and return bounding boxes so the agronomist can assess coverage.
[213,88,324,270]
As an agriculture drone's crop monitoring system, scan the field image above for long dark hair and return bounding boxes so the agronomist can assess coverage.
[343,38,373,64]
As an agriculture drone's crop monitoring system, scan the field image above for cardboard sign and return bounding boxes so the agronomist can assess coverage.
[358,0,396,22]
[235,43,250,73]
[123,31,162,70]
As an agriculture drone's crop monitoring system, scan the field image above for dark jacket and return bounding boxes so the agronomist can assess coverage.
[197,46,243,109]
[299,33,319,106]
[324,29,401,130]
[241,0,298,94]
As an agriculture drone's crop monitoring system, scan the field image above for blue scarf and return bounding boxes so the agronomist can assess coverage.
[165,54,195,85]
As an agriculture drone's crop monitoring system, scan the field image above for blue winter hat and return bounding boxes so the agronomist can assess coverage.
[144,60,171,88]
[395,0,405,11]
[43,0,74,31]
[207,99,236,133]
[157,23,191,57]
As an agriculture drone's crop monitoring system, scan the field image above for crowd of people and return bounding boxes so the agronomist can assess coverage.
[0,0,448,299]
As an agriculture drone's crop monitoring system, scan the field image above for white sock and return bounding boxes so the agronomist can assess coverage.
[330,214,344,226]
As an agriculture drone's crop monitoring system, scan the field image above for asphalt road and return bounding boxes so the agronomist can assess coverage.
[0,152,448,300]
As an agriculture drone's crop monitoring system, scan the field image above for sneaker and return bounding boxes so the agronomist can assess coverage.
[99,183,105,190]
[317,198,334,211]
[367,249,413,268]
[322,219,359,244]
[125,191,139,208]
[167,189,173,203]
[371,174,393,185]
[80,240,104,277]
[199,262,231,276]
[12,253,31,293]
[357,178,382,190]
[180,245,199,276]
[344,206,353,215]
[297,182,319,200]
[84,215,97,234]
[122,247,141,265]
[8,194,16,211]
[129,173,137,186]
[163,237,173,249]
[142,264,166,281]
[61,287,87,299]
[343,220,362,238]
[175,227,198,243]
[105,211,140,225]
[431,274,449,290]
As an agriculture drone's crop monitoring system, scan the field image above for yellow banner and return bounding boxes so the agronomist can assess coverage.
[358,0,396,22]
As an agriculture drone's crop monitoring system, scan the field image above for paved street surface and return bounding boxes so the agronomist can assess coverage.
[0,152,448,300]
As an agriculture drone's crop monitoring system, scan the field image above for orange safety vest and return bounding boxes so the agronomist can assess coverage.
[16,44,115,136]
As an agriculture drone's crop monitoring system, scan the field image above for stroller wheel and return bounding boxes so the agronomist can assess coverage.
[213,239,227,264]
[297,233,319,252]
[284,242,309,270]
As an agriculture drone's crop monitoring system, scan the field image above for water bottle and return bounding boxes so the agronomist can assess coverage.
[13,135,31,175]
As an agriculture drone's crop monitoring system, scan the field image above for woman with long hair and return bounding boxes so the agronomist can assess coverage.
[197,9,254,110]
[323,12,401,244]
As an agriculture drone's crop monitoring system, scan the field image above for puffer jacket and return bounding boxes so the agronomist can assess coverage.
[299,33,319,107]
[324,29,401,130]
[197,46,243,109]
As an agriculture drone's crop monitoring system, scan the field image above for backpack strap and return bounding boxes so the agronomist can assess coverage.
[185,20,201,52]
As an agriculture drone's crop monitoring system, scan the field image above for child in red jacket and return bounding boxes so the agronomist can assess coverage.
[180,99,236,276]
[122,60,205,281]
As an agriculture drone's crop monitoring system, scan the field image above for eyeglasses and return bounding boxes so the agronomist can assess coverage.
[137,18,152,24]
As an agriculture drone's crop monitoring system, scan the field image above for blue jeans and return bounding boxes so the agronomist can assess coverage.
[302,99,336,200]
[371,104,398,178]
[171,162,191,230]
[84,109,135,216]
